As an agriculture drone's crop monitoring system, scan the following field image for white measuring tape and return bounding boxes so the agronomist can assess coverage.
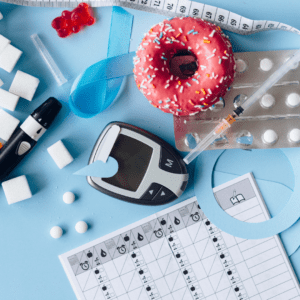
[3,0,300,36]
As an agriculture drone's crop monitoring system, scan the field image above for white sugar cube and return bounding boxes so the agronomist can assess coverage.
[0,35,10,54]
[0,109,20,141]
[9,71,40,101]
[47,140,74,169]
[0,79,3,87]
[2,175,32,205]
[0,44,22,73]
[0,88,20,111]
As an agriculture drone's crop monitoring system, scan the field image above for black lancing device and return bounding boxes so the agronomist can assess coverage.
[87,122,189,206]
[0,97,62,182]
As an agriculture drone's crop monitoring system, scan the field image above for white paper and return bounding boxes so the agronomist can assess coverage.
[60,173,300,300]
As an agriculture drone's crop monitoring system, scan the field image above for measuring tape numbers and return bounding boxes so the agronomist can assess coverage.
[2,0,300,37]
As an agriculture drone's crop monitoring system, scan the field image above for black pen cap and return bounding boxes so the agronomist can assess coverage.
[31,97,62,129]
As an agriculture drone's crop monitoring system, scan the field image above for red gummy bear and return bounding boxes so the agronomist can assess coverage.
[51,3,96,38]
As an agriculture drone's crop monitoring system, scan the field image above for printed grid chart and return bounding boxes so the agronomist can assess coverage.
[60,174,300,300]
[213,173,300,300]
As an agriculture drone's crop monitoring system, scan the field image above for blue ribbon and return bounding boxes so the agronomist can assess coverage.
[69,7,134,118]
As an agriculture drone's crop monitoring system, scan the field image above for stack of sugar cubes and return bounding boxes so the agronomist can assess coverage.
[0,34,22,73]
[0,33,40,206]
[0,34,40,144]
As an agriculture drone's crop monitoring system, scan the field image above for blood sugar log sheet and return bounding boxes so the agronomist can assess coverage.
[60,173,300,300]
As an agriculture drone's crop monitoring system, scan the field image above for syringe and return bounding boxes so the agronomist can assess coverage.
[183,49,300,165]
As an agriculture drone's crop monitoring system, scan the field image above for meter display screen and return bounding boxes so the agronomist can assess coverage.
[102,134,153,192]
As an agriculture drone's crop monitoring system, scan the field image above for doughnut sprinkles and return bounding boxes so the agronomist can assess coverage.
[133,17,236,116]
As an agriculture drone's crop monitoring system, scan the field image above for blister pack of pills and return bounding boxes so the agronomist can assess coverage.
[174,49,300,151]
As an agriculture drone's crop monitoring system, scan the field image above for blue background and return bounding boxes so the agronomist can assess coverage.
[0,1,300,299]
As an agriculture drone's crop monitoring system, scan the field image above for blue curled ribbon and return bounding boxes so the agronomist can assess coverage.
[69,7,134,118]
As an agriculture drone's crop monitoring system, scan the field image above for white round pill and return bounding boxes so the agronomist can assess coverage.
[288,128,300,143]
[262,129,278,145]
[286,93,300,108]
[260,94,275,109]
[63,192,75,204]
[50,226,63,239]
[235,59,247,73]
[75,221,88,234]
[260,58,273,71]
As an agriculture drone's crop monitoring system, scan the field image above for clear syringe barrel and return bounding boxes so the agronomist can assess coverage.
[183,49,300,165]
[241,49,300,111]
[183,117,232,164]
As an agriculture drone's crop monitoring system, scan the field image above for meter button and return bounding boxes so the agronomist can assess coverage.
[153,187,176,203]
[141,183,162,201]
[180,181,188,192]
[159,147,182,174]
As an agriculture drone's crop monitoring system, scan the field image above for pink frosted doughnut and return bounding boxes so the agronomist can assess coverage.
[133,17,236,116]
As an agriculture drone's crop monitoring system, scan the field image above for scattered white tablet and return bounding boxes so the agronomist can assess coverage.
[75,221,88,234]
[50,226,63,239]
[63,191,75,204]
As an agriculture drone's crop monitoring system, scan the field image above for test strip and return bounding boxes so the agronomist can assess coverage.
[95,125,121,163]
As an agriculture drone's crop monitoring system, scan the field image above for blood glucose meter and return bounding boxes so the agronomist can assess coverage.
[87,122,189,205]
